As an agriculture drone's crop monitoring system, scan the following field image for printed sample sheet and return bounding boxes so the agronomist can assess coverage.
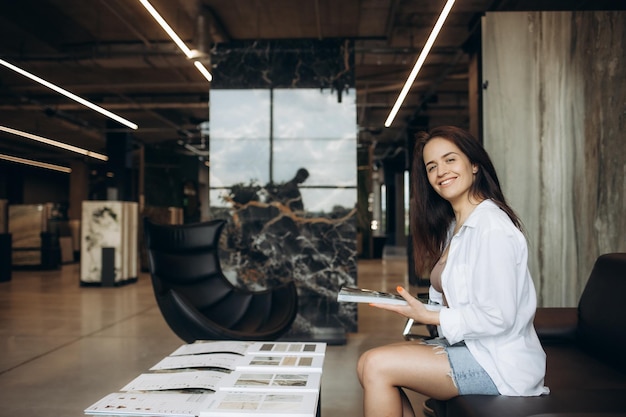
[169,341,326,357]
[244,342,326,356]
[120,370,229,392]
[219,371,322,392]
[199,391,319,417]
[85,392,214,417]
[235,354,324,373]
[169,342,252,357]
[150,353,244,372]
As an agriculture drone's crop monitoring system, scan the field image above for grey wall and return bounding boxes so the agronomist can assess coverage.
[482,11,626,307]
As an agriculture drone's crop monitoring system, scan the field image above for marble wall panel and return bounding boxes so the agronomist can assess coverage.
[81,201,138,284]
[211,39,354,91]
[211,201,358,344]
[8,204,47,266]
[215,201,358,343]
[121,202,139,281]
[81,201,122,283]
[482,11,626,306]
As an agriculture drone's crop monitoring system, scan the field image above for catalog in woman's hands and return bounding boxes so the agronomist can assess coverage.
[336,286,408,305]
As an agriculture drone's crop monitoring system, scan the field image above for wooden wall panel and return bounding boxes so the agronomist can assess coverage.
[482,11,626,307]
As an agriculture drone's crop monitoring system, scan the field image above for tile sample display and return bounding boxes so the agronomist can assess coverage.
[81,201,138,285]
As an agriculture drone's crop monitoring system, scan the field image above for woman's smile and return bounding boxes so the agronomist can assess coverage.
[439,176,457,187]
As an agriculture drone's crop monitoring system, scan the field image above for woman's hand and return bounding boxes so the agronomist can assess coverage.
[370,286,441,326]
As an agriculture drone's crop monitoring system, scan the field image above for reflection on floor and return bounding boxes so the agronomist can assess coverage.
[0,255,429,417]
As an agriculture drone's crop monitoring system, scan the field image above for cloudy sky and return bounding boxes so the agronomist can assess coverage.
[210,88,357,212]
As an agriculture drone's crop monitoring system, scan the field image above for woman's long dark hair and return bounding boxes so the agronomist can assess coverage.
[410,126,522,276]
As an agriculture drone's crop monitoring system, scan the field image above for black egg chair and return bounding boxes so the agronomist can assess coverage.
[143,218,298,343]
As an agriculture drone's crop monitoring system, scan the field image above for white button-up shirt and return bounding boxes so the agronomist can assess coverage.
[430,199,549,396]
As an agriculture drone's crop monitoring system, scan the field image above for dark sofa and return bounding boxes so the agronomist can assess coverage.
[428,252,626,417]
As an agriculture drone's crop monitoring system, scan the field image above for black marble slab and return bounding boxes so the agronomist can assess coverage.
[214,197,357,344]
[211,39,354,102]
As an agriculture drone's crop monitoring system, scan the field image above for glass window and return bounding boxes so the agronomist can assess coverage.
[210,89,271,188]
[209,88,356,213]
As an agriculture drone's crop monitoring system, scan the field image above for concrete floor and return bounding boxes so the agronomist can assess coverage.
[0,256,428,416]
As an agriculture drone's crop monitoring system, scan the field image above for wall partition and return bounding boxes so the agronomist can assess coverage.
[208,40,357,343]
[482,11,626,307]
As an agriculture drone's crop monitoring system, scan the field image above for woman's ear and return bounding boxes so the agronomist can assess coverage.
[472,164,478,174]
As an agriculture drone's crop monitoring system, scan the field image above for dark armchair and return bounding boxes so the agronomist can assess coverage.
[143,218,298,343]
[424,252,626,417]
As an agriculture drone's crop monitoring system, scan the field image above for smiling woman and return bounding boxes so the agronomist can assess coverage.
[357,126,548,417]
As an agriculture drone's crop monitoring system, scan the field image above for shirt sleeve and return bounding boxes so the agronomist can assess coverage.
[439,227,521,345]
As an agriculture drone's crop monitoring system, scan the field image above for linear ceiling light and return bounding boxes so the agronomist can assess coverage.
[0,58,138,130]
[139,0,213,82]
[384,0,455,128]
[0,152,71,173]
[0,126,109,161]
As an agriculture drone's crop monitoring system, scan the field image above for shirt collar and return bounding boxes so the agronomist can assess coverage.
[454,199,496,232]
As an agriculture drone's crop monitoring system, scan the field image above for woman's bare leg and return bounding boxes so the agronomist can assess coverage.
[357,341,458,417]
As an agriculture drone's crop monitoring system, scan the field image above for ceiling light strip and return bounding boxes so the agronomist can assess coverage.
[0,152,72,173]
[0,59,139,130]
[139,0,213,82]
[0,126,108,161]
[193,61,213,82]
[384,0,455,128]
[139,0,194,58]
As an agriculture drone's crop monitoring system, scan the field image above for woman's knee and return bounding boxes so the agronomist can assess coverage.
[356,349,372,383]
[357,347,391,385]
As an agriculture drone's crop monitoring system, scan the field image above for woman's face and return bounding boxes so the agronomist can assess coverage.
[422,137,477,206]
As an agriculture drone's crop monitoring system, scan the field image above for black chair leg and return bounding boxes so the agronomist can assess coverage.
[423,398,446,417]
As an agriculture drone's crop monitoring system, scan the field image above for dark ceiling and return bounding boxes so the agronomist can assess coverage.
[1,0,623,170]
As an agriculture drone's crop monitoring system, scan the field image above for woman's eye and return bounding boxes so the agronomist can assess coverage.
[427,165,436,172]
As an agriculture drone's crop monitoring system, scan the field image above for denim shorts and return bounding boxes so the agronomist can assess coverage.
[423,338,499,395]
